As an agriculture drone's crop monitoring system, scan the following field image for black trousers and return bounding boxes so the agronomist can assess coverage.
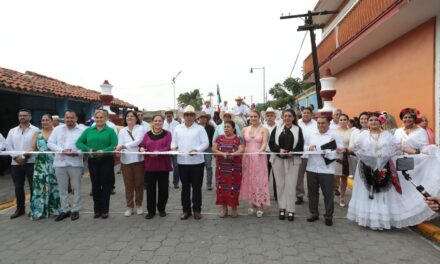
[88,156,114,214]
[145,171,169,214]
[179,163,204,213]
[11,164,34,211]
[267,160,277,200]
[306,171,334,220]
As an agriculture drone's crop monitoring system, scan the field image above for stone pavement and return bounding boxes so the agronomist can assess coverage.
[0,168,439,264]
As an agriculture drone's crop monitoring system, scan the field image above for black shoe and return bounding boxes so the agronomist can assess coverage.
[295,197,304,205]
[307,215,319,222]
[334,189,341,196]
[207,185,213,191]
[89,191,93,196]
[279,210,286,220]
[325,219,333,226]
[55,211,71,222]
[145,213,155,219]
[159,211,167,217]
[287,212,295,222]
[93,212,101,219]
[71,211,79,221]
[111,189,116,195]
[101,213,109,219]
[174,184,179,189]
[10,209,25,219]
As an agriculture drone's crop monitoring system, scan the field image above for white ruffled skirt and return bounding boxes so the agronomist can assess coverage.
[347,156,438,229]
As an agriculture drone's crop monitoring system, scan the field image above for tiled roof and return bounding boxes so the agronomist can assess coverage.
[0,67,136,108]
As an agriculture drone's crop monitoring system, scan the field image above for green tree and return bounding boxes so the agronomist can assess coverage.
[177,89,203,110]
[207,92,214,105]
[267,77,312,109]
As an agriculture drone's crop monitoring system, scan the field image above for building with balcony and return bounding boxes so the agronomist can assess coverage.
[302,0,440,142]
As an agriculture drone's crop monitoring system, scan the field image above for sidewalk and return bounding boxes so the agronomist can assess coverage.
[0,170,439,263]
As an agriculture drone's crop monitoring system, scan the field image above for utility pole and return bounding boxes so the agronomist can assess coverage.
[280,10,338,109]
[171,71,182,110]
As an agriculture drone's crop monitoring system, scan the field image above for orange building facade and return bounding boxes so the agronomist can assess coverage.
[303,0,440,143]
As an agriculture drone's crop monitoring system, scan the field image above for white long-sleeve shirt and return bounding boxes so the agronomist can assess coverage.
[6,124,39,164]
[163,119,180,134]
[118,125,147,164]
[298,119,318,158]
[47,124,85,167]
[171,123,209,165]
[305,129,343,174]
[0,133,6,150]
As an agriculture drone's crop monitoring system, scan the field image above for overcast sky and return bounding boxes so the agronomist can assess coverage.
[0,0,319,110]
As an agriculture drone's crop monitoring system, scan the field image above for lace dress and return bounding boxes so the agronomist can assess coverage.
[347,130,435,229]
[239,127,270,207]
[29,133,61,220]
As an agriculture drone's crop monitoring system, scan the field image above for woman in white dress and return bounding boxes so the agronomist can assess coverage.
[334,114,352,207]
[394,108,439,196]
[347,112,435,230]
[394,108,429,150]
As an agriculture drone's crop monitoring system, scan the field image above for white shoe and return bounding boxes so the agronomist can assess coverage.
[124,208,133,217]
[247,208,255,215]
[256,210,264,218]
[136,207,143,215]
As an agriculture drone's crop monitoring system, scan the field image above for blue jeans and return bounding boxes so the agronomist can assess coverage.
[204,148,213,186]
[171,155,180,186]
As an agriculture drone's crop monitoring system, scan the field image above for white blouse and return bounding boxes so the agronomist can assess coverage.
[118,125,148,164]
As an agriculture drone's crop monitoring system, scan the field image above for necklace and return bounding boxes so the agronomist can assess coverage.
[152,128,163,135]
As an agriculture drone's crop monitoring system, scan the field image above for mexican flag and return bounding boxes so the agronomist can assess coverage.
[217,84,222,112]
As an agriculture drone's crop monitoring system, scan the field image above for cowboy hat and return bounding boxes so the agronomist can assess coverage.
[183,105,196,114]
[235,96,243,101]
[220,110,235,120]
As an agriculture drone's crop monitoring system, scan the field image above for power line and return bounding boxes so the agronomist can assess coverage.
[289,31,308,78]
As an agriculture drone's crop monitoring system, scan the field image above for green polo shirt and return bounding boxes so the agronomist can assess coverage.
[76,125,118,158]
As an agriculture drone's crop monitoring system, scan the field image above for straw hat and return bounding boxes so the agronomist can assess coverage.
[220,110,234,120]
[198,111,209,119]
[164,108,174,114]
[235,96,243,101]
[204,99,211,103]
[183,105,196,114]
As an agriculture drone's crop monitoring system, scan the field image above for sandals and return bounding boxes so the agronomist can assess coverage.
[219,206,228,218]
[231,207,238,218]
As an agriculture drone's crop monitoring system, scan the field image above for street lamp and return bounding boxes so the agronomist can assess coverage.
[250,67,266,104]
[171,71,182,109]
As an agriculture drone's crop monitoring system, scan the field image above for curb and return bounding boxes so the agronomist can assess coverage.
[347,177,440,243]
[0,194,30,211]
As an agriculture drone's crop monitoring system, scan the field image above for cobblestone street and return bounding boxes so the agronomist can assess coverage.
[0,171,439,264]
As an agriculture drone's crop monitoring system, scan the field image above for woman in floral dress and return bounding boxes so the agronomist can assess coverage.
[212,121,244,218]
[29,114,61,220]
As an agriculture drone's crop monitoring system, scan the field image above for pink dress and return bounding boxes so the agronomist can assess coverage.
[239,127,270,207]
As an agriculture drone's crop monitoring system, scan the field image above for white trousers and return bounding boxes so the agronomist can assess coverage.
[55,167,82,213]
[272,156,300,212]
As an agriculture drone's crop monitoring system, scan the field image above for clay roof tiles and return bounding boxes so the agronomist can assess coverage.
[0,67,136,108]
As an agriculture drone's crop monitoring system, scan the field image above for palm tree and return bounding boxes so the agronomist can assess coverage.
[207,92,214,105]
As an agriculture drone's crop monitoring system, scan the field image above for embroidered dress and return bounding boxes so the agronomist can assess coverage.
[239,128,270,207]
[347,130,435,229]
[30,133,61,220]
[215,135,242,207]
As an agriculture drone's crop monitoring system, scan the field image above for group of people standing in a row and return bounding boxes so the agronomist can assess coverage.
[0,104,439,230]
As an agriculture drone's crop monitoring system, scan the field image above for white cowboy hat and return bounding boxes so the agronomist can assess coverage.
[220,110,235,120]
[164,107,174,114]
[235,96,243,101]
[183,105,196,114]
